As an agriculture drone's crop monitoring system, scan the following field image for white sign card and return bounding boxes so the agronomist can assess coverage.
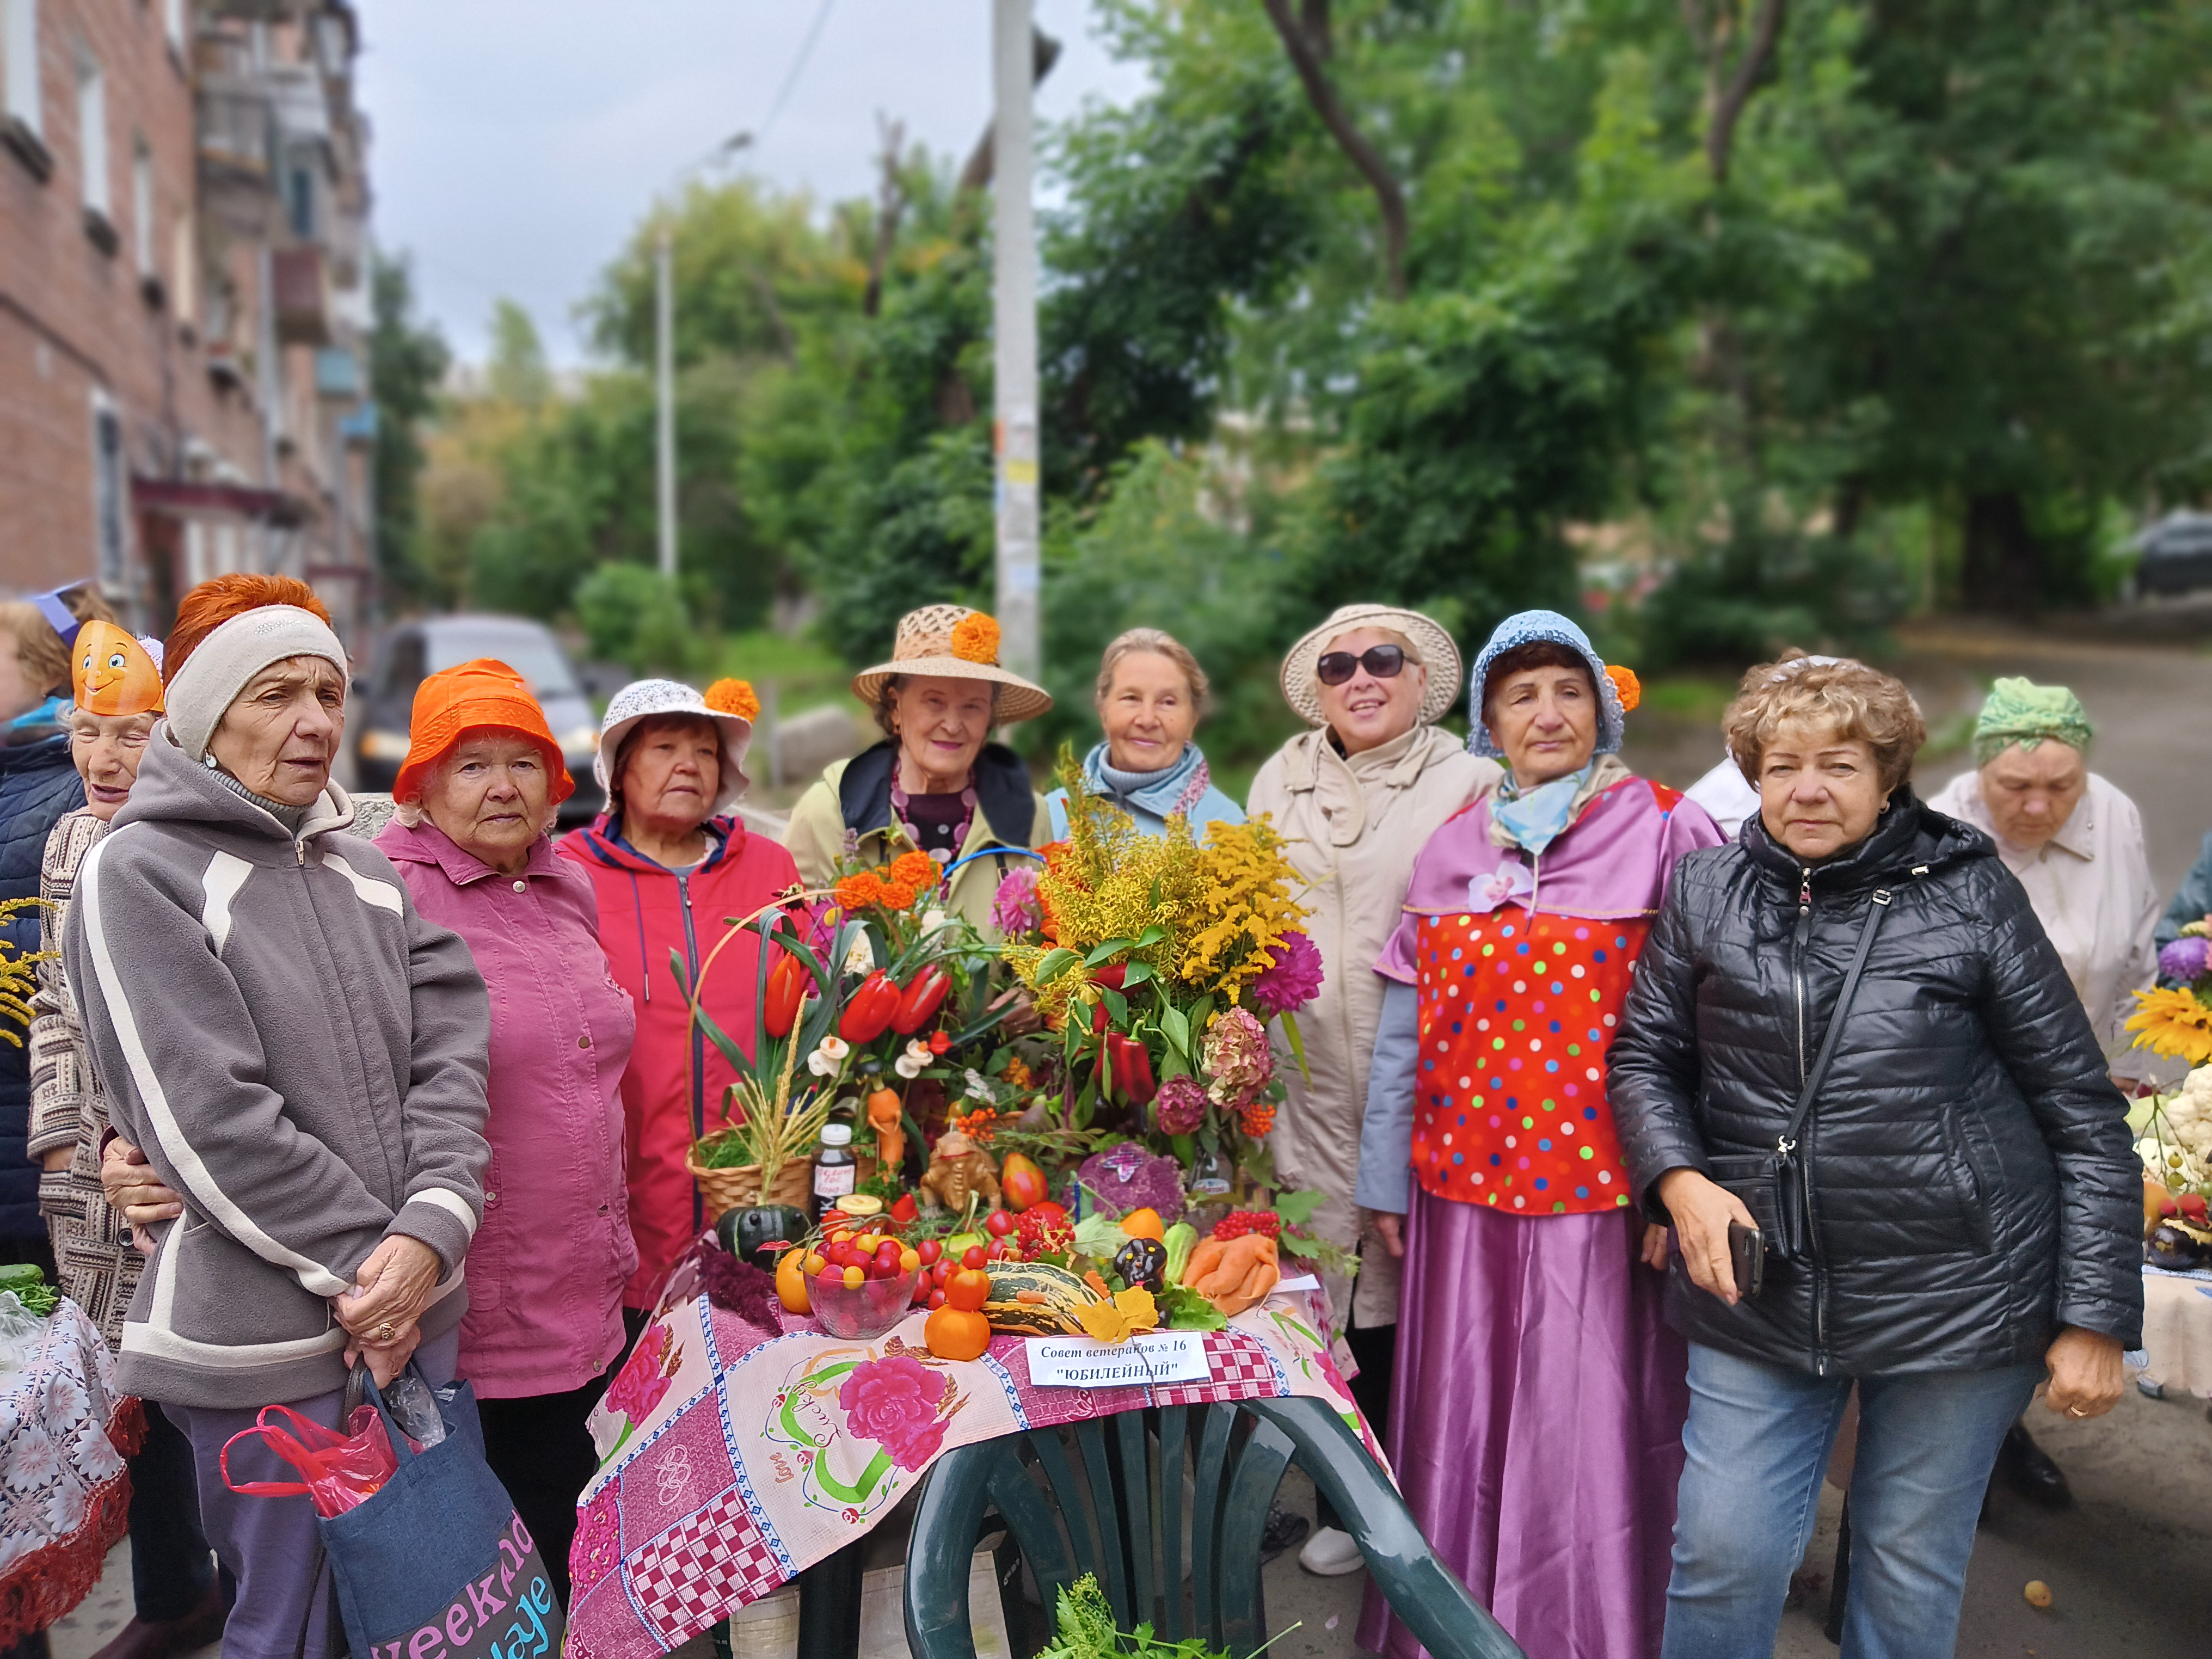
[1025,1331,1212,1388]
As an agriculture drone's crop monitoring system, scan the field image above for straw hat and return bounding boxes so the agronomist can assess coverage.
[594,678,753,815]
[1279,603,1463,728]
[849,604,1053,724]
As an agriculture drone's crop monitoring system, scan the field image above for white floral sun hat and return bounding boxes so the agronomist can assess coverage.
[594,678,754,814]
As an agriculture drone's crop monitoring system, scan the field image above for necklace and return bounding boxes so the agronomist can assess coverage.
[889,775,976,865]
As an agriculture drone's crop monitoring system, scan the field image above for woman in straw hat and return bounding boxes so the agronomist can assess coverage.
[560,677,797,1323]
[1244,603,1497,1576]
[1355,610,1724,1659]
[784,604,1053,933]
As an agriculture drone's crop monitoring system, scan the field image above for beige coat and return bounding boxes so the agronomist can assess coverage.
[1248,724,1499,1326]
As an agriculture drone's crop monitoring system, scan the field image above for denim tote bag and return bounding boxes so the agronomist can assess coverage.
[318,1367,567,1659]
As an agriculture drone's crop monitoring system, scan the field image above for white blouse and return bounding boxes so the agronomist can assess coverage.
[1927,770,2159,1063]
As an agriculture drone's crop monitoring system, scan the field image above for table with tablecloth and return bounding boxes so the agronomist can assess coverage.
[0,1300,142,1648]
[2127,1263,2212,1398]
[564,1283,1375,1659]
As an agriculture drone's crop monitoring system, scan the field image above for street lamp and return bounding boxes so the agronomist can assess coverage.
[992,0,1040,681]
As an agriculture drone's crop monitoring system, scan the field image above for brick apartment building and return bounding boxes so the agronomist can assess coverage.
[0,0,376,649]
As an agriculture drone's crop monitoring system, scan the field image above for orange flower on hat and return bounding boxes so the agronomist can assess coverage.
[949,612,1000,665]
[1606,665,1642,714]
[834,872,884,912]
[704,678,761,722]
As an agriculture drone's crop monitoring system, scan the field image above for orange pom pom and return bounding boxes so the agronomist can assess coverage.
[704,678,761,722]
[949,612,1000,665]
[1605,665,1642,714]
[889,850,939,890]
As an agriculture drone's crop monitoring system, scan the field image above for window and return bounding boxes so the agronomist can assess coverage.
[91,396,126,588]
[171,212,195,324]
[286,162,312,239]
[131,137,152,276]
[2,0,40,139]
[75,49,106,217]
[162,0,183,57]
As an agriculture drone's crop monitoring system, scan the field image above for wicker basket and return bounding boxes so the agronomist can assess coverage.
[687,1151,815,1224]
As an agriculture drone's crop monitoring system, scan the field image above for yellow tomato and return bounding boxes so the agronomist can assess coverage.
[776,1249,812,1314]
[842,1265,865,1289]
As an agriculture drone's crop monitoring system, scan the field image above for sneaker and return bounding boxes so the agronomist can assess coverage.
[1298,1526,1366,1577]
[1259,1507,1310,1563]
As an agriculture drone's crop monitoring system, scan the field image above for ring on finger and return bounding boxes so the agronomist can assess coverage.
[376,1322,395,1344]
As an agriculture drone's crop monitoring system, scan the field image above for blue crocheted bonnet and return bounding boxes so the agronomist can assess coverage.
[1465,609,1625,760]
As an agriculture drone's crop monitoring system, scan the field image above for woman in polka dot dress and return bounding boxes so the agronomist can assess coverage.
[1355,611,1723,1659]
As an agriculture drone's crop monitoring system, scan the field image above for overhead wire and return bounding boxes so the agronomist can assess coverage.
[755,0,837,148]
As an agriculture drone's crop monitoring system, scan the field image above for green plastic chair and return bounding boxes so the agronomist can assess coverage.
[901,1395,1526,1659]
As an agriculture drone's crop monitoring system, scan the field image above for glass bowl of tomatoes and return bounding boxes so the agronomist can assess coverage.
[807,1230,926,1340]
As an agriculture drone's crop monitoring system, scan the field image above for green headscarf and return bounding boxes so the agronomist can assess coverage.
[1973,677,2093,765]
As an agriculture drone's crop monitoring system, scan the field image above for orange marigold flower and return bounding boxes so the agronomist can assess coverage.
[834,872,884,911]
[1605,665,1642,714]
[949,612,1001,665]
[1239,1099,1277,1138]
[1000,1056,1034,1090]
[878,880,918,910]
[704,678,761,722]
[889,851,939,890]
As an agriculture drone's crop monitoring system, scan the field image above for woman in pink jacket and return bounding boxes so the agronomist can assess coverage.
[376,659,637,1607]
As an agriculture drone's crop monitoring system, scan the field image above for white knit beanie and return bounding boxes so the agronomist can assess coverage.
[165,605,349,761]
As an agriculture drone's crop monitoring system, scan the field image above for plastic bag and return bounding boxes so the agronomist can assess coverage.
[0,1290,42,1373]
[220,1402,403,1517]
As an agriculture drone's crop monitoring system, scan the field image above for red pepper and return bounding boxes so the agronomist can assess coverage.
[838,971,903,1043]
[1108,1034,1158,1107]
[1093,965,1128,991]
[890,965,952,1034]
[763,950,810,1039]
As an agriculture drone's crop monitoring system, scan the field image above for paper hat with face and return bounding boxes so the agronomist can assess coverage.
[73,621,165,716]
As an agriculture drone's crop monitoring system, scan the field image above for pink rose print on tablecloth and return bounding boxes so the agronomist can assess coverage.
[606,1320,676,1427]
[570,1485,623,1597]
[836,1354,951,1471]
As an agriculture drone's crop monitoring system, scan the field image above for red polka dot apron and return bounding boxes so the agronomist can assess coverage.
[1409,906,1650,1214]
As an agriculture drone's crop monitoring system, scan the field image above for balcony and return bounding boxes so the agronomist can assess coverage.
[196,76,272,181]
[272,245,330,346]
[314,347,359,399]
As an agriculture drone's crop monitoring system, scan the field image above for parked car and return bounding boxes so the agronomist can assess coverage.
[2131,510,2212,598]
[354,616,604,825]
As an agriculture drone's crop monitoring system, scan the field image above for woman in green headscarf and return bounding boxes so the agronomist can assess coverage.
[1927,676,2156,1513]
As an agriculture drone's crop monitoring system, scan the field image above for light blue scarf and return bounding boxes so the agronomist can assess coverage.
[1491,760,1598,856]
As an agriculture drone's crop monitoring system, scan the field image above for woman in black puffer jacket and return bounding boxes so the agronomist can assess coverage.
[1609,655,2141,1659]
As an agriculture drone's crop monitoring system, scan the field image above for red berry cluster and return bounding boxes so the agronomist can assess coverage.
[1014,1202,1074,1260]
[1211,1210,1281,1242]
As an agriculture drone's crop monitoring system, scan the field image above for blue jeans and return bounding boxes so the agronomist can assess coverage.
[1663,1342,2040,1659]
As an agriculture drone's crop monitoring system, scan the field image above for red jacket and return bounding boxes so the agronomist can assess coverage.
[558,814,800,1308]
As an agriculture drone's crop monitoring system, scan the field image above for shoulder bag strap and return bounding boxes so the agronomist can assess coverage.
[1776,887,1894,1158]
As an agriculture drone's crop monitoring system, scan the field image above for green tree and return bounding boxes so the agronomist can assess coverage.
[366,253,451,609]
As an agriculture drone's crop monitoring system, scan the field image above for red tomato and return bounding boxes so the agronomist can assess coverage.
[872,1242,906,1276]
[916,1239,942,1265]
[985,1210,1016,1238]
[945,1268,992,1311]
[961,1246,987,1270]
[927,1289,947,1310]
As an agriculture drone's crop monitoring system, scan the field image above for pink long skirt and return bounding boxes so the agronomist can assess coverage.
[1356,1189,1689,1659]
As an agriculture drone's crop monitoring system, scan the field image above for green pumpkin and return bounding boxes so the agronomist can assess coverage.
[718,1205,810,1271]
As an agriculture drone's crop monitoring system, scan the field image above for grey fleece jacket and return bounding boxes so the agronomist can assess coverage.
[62,731,491,1409]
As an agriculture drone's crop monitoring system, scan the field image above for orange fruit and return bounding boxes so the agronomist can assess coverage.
[1120,1208,1165,1242]
[776,1248,812,1315]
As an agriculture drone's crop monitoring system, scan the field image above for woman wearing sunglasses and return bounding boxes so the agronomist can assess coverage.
[1353,610,1725,1659]
[1246,604,1496,1576]
[1045,628,1244,839]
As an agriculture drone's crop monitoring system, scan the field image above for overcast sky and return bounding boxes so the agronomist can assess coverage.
[353,1,1149,366]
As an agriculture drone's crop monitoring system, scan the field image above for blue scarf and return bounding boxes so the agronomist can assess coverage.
[1491,761,1597,856]
[1082,740,1214,822]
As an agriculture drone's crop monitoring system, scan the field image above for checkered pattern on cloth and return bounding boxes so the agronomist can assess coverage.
[1156,1332,1286,1406]
[626,1484,788,1648]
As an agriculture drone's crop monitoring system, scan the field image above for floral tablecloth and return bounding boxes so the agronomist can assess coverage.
[2127,1264,2212,1398]
[566,1285,1374,1659]
[0,1300,140,1646]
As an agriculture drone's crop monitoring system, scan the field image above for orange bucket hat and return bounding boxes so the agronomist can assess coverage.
[392,657,575,807]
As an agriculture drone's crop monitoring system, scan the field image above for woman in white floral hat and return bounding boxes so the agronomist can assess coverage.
[784,605,1053,934]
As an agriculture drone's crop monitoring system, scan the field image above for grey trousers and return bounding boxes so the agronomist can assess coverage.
[169,1329,460,1659]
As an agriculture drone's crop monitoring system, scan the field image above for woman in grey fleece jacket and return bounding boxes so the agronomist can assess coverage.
[63,582,491,1659]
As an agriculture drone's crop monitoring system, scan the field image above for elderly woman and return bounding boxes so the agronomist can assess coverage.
[1609,657,2141,1658]
[1046,629,1243,838]
[375,659,636,1605]
[66,575,490,1659]
[1245,604,1495,1576]
[785,604,1053,930]
[1925,676,2155,1510]
[560,678,795,1323]
[1355,611,1723,1659]
[26,625,223,1659]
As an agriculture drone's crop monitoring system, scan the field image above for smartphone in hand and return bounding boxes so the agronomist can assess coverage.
[1727,1220,1765,1300]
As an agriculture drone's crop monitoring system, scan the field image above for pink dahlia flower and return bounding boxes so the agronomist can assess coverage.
[1252,932,1324,1015]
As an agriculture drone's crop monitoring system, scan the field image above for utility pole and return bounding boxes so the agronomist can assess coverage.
[655,225,677,580]
[991,0,1040,680]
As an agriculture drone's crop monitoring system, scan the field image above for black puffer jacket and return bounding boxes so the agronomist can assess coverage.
[1609,790,2143,1378]
[0,729,84,1239]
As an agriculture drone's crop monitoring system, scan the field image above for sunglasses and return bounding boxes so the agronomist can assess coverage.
[1316,644,1409,685]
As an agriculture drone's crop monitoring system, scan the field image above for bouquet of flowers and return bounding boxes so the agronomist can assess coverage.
[997,748,1325,1218]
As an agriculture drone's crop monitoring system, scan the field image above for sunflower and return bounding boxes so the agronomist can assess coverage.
[2128,986,2212,1065]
